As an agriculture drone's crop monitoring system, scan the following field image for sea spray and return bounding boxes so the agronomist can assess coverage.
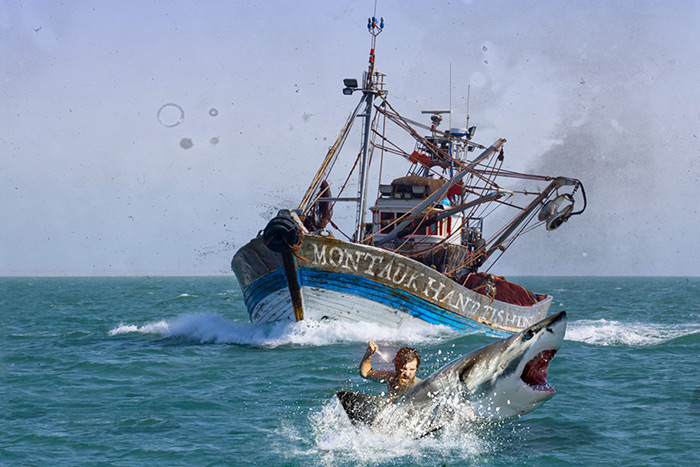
[566,319,700,346]
[109,312,459,348]
[305,395,495,465]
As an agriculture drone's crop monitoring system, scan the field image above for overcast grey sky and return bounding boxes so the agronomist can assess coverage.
[2,0,700,276]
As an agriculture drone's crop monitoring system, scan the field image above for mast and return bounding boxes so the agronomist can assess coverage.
[354,14,384,242]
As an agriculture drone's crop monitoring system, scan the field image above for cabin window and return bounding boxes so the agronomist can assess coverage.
[446,217,451,235]
[411,213,426,235]
[429,217,438,235]
[380,212,395,233]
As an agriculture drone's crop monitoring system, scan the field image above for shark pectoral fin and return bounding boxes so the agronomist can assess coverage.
[414,404,455,439]
[337,391,391,426]
[418,422,448,439]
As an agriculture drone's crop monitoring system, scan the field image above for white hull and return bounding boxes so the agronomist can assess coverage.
[233,234,552,337]
[252,286,427,329]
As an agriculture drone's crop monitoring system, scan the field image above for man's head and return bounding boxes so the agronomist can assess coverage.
[393,347,420,385]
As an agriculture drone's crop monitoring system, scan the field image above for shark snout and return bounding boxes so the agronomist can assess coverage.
[539,311,567,333]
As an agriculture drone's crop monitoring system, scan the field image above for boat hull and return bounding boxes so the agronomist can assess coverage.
[232,235,551,337]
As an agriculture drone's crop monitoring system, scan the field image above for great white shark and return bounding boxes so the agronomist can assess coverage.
[337,311,567,439]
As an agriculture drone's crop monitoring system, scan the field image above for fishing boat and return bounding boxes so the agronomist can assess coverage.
[231,15,586,337]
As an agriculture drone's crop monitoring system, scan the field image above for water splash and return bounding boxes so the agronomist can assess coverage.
[109,312,456,347]
[298,396,496,465]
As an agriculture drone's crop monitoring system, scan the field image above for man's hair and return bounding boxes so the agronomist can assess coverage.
[394,347,420,369]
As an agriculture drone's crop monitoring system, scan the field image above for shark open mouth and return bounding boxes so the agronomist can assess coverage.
[521,349,557,392]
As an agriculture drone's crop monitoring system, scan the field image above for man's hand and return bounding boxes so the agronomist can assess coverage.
[360,340,394,381]
[366,340,378,355]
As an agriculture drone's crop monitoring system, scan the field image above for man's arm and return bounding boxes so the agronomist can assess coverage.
[359,340,394,381]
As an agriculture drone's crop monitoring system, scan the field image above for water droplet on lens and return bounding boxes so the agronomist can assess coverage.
[180,138,193,149]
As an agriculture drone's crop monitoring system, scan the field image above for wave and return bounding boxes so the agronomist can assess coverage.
[155,293,199,306]
[667,331,700,345]
[566,319,700,347]
[108,313,456,348]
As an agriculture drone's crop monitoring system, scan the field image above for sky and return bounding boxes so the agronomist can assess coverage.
[2,0,700,276]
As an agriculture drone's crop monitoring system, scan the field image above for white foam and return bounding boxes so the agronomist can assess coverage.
[109,320,171,336]
[566,319,700,347]
[108,313,457,347]
[111,313,699,349]
[295,396,491,464]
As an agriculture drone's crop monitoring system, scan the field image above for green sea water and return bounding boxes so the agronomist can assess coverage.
[2,276,699,466]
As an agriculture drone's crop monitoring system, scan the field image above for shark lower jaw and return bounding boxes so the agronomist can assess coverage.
[520,349,557,393]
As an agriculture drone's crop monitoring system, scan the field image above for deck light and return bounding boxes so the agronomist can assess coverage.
[343,78,359,95]
[411,185,426,196]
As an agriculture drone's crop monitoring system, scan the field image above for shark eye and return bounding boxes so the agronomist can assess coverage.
[522,329,535,341]
[546,327,554,334]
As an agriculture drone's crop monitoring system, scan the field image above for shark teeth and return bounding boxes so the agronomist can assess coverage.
[521,349,557,392]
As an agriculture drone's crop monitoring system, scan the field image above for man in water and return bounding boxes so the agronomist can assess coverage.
[360,340,422,398]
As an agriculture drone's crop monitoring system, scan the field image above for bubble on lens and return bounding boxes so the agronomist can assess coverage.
[157,103,185,127]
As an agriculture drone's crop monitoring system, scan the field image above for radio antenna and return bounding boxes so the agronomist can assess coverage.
[466,84,471,128]
[449,64,453,129]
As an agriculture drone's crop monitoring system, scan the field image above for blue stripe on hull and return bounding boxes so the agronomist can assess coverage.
[300,268,497,334]
[243,268,287,314]
[243,267,510,336]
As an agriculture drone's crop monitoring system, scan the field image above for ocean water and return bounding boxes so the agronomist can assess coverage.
[1,276,699,466]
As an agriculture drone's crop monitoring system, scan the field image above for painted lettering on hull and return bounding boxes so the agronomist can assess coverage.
[306,241,538,329]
